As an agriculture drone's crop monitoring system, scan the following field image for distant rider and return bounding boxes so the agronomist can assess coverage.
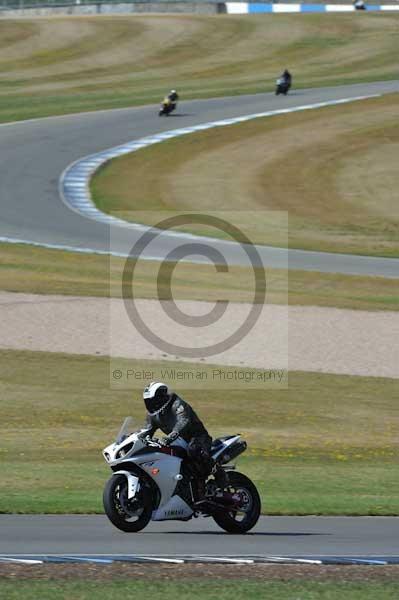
[167,89,179,104]
[281,69,292,87]
[140,382,212,499]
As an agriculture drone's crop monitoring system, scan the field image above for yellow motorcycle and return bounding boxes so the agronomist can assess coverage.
[159,96,176,116]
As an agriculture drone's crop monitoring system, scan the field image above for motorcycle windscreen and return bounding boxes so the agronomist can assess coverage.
[115,416,135,444]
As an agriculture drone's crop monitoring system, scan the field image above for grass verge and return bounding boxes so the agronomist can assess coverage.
[91,94,399,258]
[1,243,398,311]
[0,350,398,514]
[1,580,399,600]
[0,14,399,123]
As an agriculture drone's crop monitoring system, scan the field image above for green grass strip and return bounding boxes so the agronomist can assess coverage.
[1,580,399,600]
[1,350,398,514]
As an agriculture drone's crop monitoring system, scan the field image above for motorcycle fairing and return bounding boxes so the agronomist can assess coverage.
[152,494,193,521]
[118,451,184,508]
[139,453,183,506]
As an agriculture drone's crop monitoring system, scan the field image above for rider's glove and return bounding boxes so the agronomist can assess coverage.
[162,432,178,446]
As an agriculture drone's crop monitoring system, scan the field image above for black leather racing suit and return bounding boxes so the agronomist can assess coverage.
[282,71,292,87]
[143,394,212,477]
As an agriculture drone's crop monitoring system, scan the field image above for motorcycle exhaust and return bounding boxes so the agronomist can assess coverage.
[218,441,247,465]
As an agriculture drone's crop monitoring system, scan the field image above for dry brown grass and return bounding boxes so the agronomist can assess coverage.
[0,14,398,121]
[92,94,399,257]
[1,243,398,310]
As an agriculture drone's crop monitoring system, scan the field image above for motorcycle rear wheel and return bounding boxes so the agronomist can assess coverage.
[212,471,261,534]
[103,474,153,532]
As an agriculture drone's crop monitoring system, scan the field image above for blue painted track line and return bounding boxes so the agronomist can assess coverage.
[1,554,399,565]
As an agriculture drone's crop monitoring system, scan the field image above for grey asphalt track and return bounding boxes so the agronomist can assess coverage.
[1,515,398,556]
[1,81,399,277]
[1,88,399,561]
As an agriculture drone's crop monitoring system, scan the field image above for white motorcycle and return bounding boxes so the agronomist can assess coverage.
[102,417,261,533]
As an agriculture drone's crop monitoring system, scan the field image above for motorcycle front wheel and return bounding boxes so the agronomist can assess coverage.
[103,474,153,532]
[212,471,261,534]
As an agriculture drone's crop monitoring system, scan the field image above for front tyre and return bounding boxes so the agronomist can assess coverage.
[212,471,261,534]
[103,474,153,532]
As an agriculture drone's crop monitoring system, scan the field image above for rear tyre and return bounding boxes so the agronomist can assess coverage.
[103,474,153,532]
[212,471,261,534]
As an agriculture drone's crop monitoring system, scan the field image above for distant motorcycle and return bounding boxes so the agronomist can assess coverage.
[159,97,176,116]
[102,417,261,533]
[275,77,291,96]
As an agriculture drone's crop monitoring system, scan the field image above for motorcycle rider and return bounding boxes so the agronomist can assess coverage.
[281,69,292,88]
[167,89,179,104]
[140,382,212,499]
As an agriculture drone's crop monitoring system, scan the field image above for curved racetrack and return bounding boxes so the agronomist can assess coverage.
[1,82,399,559]
[1,80,399,276]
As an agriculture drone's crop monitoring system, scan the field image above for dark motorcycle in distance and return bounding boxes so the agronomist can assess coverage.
[159,97,176,116]
[275,77,291,96]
